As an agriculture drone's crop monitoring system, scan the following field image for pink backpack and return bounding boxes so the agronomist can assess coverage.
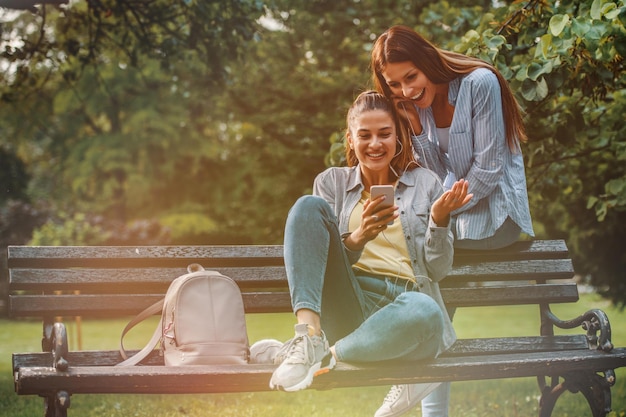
[118,264,249,366]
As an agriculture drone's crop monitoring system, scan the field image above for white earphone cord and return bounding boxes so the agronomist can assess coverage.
[399,102,429,172]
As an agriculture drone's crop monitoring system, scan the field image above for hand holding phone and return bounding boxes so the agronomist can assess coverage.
[370,185,395,225]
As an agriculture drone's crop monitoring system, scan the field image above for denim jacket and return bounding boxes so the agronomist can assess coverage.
[313,165,456,353]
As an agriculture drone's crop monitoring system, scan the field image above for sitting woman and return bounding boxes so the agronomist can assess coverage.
[268,90,471,417]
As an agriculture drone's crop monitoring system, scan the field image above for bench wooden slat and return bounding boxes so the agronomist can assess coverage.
[14,348,626,395]
[8,283,579,318]
[6,240,567,268]
[445,334,590,356]
[444,259,573,283]
[7,245,286,260]
[452,239,569,263]
[12,335,592,371]
[8,292,292,317]
[9,266,289,291]
[7,245,285,269]
[442,282,579,307]
[8,259,574,293]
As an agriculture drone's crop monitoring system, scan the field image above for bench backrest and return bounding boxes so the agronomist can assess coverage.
[7,240,576,319]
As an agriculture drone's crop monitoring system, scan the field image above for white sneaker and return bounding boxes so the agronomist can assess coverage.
[269,323,335,392]
[374,383,441,417]
[249,339,283,364]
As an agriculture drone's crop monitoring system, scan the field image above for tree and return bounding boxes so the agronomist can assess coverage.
[458,0,626,307]
[1,0,625,306]
[0,0,270,242]
[387,0,626,306]
[217,0,460,241]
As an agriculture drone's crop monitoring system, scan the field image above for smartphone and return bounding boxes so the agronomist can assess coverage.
[370,185,395,225]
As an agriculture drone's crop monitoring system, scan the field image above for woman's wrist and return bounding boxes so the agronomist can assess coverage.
[343,231,364,252]
[431,213,450,227]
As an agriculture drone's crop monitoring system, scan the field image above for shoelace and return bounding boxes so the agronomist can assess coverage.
[277,334,313,365]
[382,385,405,404]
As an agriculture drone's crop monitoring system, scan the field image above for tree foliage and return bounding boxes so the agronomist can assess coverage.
[482,0,626,306]
[0,0,625,306]
[1,0,269,242]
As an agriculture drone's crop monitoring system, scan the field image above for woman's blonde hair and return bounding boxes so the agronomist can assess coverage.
[345,90,417,176]
[371,25,527,150]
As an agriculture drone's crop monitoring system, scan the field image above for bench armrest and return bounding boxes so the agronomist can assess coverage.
[542,306,613,352]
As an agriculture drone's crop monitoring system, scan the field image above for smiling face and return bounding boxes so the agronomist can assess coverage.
[381,61,444,109]
[347,109,397,183]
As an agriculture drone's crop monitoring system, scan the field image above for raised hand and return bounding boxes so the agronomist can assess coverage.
[431,179,472,226]
[343,194,398,251]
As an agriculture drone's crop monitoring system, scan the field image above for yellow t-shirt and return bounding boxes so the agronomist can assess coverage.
[350,190,415,283]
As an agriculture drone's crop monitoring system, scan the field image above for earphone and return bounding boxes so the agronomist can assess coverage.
[393,137,403,158]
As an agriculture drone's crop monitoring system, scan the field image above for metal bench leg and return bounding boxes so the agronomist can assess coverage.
[51,322,69,371]
[41,321,70,416]
[43,321,69,370]
[538,371,613,417]
[43,391,70,417]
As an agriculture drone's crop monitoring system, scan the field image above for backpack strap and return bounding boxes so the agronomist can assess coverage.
[116,299,164,366]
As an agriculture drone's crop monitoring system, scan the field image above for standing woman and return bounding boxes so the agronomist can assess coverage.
[268,91,470,417]
[370,25,535,416]
[371,25,534,250]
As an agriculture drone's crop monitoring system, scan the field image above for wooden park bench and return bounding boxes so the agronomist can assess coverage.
[8,240,626,417]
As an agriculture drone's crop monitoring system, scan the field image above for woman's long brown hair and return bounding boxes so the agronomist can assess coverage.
[371,25,527,151]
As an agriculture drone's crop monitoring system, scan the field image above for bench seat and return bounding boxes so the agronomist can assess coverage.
[14,347,626,395]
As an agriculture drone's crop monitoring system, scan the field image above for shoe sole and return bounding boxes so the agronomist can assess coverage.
[270,354,336,392]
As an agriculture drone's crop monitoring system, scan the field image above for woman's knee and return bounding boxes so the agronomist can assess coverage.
[397,292,444,332]
[289,195,331,220]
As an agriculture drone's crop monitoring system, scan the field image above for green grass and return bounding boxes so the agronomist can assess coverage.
[2,293,625,416]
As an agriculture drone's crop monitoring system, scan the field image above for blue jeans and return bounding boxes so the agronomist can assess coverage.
[422,382,451,417]
[284,195,444,363]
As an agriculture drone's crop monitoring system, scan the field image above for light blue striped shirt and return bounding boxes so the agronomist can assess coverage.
[411,68,534,241]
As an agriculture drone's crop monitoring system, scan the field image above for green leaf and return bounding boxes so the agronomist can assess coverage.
[461,30,480,44]
[521,77,549,101]
[549,14,570,36]
[515,64,529,82]
[535,33,552,59]
[485,34,506,48]
[590,0,604,20]
[521,78,536,101]
[604,4,621,20]
[537,77,549,100]
[601,3,617,17]
[527,62,545,81]
[606,179,626,196]
[571,18,591,38]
